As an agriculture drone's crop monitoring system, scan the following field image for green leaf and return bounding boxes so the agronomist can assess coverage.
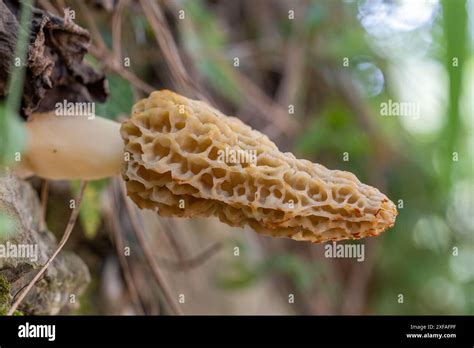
[183,0,226,49]
[95,74,135,120]
[215,260,259,290]
[262,253,318,291]
[197,59,242,104]
[215,241,260,290]
[295,103,370,157]
[71,180,108,239]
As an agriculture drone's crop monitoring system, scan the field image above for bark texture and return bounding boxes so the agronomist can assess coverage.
[0,0,108,118]
[0,173,90,315]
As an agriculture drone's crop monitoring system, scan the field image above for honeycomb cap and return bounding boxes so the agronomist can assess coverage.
[120,90,397,243]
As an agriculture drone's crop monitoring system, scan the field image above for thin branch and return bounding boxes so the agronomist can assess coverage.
[153,214,222,271]
[139,0,196,95]
[119,182,183,315]
[275,39,305,113]
[156,241,223,271]
[114,62,156,94]
[88,44,155,94]
[159,219,186,263]
[166,1,297,138]
[8,181,88,315]
[105,180,146,314]
[235,70,299,136]
[111,0,127,62]
[77,1,108,52]
[79,1,156,95]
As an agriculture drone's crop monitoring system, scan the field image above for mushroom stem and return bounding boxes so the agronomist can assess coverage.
[16,112,123,180]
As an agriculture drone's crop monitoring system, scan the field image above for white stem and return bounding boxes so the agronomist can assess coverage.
[17,112,123,180]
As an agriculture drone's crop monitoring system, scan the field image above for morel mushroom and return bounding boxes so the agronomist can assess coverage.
[17,90,397,243]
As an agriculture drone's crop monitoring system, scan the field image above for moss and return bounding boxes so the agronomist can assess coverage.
[0,275,11,306]
[0,275,23,316]
[76,274,98,314]
[0,275,12,315]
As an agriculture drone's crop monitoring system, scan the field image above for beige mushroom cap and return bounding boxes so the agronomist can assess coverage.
[121,90,397,243]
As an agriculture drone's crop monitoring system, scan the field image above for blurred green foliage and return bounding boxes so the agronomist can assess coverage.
[0,104,26,166]
[96,74,135,120]
[71,179,108,240]
[180,0,242,103]
[216,241,320,292]
[0,1,33,243]
[204,0,473,314]
[296,103,370,159]
[0,0,33,166]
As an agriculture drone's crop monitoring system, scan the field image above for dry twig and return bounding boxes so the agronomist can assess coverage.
[8,181,88,315]
[139,0,195,95]
[112,0,127,62]
[104,180,147,314]
[156,241,223,272]
[119,182,183,315]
